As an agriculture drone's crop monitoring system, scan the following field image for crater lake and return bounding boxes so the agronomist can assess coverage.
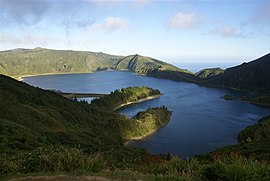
[23,71,270,158]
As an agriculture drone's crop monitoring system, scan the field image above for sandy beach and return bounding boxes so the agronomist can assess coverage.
[113,94,163,111]
[16,72,92,81]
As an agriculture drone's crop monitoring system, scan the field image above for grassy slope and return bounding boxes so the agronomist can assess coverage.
[0,75,171,152]
[115,54,200,83]
[200,53,270,93]
[0,75,173,176]
[0,75,125,153]
[0,48,193,80]
[195,68,224,79]
[0,48,123,78]
[238,115,270,142]
[116,54,191,74]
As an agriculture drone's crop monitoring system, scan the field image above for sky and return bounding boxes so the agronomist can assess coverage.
[0,0,269,64]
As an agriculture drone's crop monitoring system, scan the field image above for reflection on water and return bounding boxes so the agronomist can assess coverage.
[24,71,270,157]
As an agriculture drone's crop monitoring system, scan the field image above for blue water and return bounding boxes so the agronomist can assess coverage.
[23,71,270,158]
[172,62,238,73]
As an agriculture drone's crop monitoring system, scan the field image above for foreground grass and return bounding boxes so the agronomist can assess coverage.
[2,147,270,180]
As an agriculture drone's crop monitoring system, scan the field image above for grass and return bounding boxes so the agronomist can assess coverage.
[1,75,270,180]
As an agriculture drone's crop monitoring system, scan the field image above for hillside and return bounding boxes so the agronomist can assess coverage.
[103,54,200,83]
[0,48,193,80]
[238,115,270,142]
[0,48,123,78]
[0,75,174,176]
[0,74,124,153]
[195,67,224,79]
[1,76,270,180]
[0,76,170,154]
[200,53,270,93]
[115,54,191,74]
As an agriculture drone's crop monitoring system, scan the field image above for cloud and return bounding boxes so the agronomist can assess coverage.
[90,0,152,8]
[89,17,129,32]
[0,32,55,45]
[0,0,50,26]
[213,26,246,38]
[166,12,203,29]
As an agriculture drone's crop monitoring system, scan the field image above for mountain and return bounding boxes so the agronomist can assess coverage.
[1,48,270,93]
[195,68,224,79]
[0,48,192,80]
[0,48,123,78]
[115,54,190,74]
[200,53,270,93]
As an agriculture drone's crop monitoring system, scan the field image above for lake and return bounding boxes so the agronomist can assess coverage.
[23,71,270,158]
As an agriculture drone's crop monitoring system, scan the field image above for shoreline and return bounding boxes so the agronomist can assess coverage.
[16,72,92,81]
[124,116,170,146]
[124,128,158,146]
[113,94,165,146]
[15,69,129,81]
[113,94,163,111]
[245,100,270,107]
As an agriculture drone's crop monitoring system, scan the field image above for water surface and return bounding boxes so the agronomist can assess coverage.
[24,71,270,158]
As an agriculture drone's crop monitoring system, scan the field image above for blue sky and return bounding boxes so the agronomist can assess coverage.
[0,0,269,64]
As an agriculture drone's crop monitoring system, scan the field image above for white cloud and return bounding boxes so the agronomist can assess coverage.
[0,0,50,26]
[90,0,152,7]
[166,12,201,29]
[89,17,129,32]
[213,26,246,38]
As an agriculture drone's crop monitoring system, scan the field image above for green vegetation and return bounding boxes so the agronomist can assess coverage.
[120,106,172,140]
[238,115,270,142]
[195,68,224,79]
[1,75,270,180]
[221,94,270,106]
[240,95,270,106]
[0,75,171,177]
[116,54,191,74]
[0,48,192,81]
[221,94,238,100]
[199,115,270,167]
[0,75,126,154]
[1,49,270,179]
[2,48,269,93]
[200,53,270,93]
[146,68,200,83]
[91,86,161,111]
[0,48,123,78]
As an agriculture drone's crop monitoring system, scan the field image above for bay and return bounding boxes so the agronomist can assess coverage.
[23,71,270,158]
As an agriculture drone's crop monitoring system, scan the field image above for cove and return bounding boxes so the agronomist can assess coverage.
[23,71,270,158]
